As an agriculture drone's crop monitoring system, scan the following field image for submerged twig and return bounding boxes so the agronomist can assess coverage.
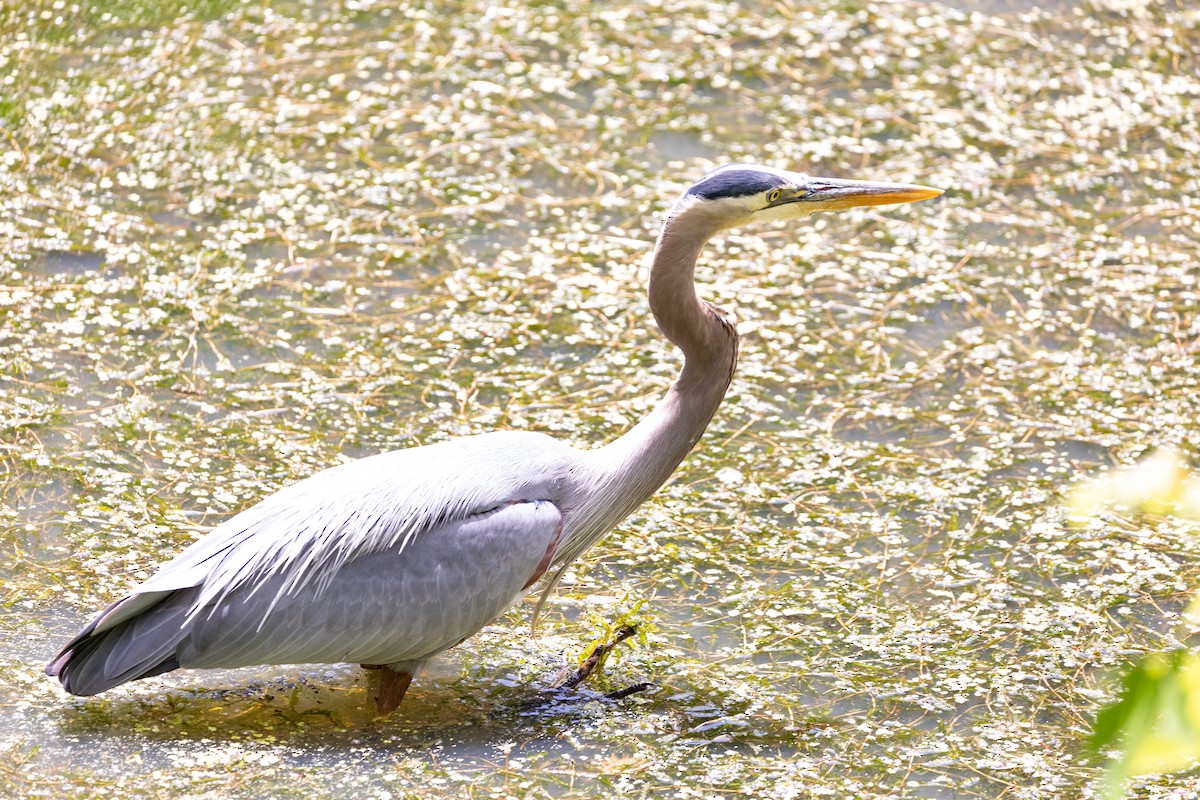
[559,624,639,691]
[603,682,655,700]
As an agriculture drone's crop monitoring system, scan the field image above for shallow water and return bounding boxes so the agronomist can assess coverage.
[2,0,1200,797]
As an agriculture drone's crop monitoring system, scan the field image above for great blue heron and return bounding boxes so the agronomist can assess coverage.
[47,165,941,714]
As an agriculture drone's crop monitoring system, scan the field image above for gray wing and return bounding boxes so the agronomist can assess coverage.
[183,499,562,667]
[48,431,577,694]
[50,499,562,694]
[136,431,572,619]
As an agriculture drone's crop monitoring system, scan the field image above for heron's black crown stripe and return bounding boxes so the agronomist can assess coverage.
[687,168,788,200]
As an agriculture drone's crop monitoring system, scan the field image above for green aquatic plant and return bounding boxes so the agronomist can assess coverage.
[1073,450,1200,799]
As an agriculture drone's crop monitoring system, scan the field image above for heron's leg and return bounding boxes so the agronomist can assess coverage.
[376,667,413,714]
[361,663,414,715]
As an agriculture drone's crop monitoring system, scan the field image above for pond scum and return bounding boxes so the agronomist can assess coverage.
[1,0,1198,797]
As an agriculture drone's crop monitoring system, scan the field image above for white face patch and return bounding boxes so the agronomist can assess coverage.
[665,192,759,230]
[752,197,817,223]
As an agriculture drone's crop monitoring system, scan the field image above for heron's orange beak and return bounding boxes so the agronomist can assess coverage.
[796,177,943,210]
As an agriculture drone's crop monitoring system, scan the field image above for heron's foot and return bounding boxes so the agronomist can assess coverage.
[360,664,413,715]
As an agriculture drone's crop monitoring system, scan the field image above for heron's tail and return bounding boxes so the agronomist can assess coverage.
[46,590,192,696]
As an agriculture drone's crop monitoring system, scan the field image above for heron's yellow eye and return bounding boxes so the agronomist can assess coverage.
[768,189,781,203]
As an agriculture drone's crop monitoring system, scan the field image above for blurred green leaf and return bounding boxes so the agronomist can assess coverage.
[1070,448,1200,524]
[1093,651,1200,799]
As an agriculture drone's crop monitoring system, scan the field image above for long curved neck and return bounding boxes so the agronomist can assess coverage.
[562,202,739,560]
[609,204,739,475]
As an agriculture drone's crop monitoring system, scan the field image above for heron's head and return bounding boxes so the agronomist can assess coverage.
[673,164,942,231]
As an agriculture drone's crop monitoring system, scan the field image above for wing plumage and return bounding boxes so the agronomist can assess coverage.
[138,431,568,621]
[48,431,576,695]
[181,500,562,668]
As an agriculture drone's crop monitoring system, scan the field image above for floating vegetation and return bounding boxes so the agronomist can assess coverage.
[1,0,1199,797]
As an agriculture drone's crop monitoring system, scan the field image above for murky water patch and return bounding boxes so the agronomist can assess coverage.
[22,250,107,278]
